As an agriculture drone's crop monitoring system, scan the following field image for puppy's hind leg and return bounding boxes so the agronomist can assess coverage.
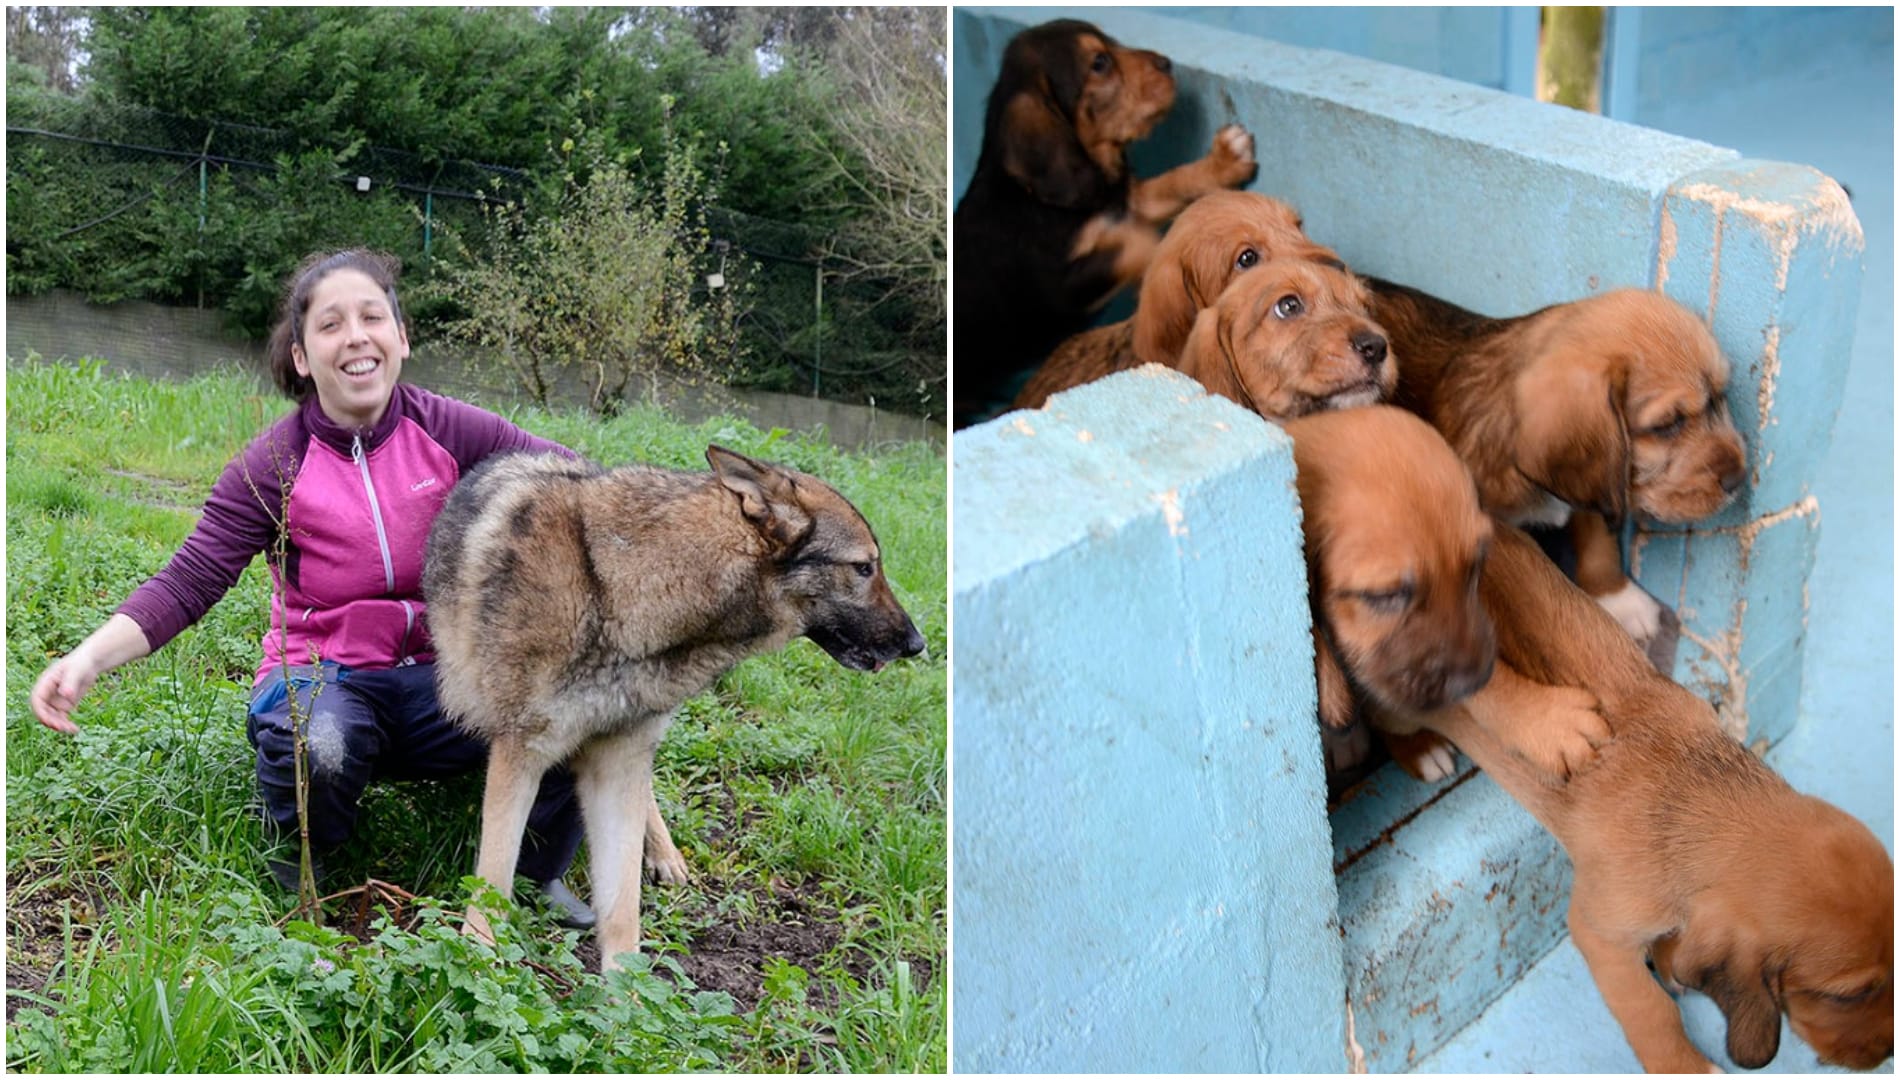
[573,728,663,973]
[465,735,549,946]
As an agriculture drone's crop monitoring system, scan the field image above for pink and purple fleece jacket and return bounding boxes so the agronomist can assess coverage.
[117,384,572,686]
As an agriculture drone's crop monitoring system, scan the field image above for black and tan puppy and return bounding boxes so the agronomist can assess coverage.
[1372,524,1892,1073]
[1281,407,1497,772]
[1014,192,1344,408]
[955,18,1256,426]
[1369,280,1747,649]
[425,446,926,971]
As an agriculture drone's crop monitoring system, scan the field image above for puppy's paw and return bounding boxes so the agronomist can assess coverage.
[1383,729,1459,783]
[1207,123,1257,186]
[1516,686,1610,781]
[1596,580,1663,646]
[1321,718,1372,774]
[646,844,692,886]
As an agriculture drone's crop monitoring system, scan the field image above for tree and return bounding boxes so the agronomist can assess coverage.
[5,6,86,92]
[429,118,747,415]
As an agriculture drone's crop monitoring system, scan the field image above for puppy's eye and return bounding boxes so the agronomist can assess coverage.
[1273,294,1304,319]
[1089,51,1111,74]
[1646,414,1687,439]
[853,561,875,579]
[1359,584,1413,615]
[1235,247,1260,270]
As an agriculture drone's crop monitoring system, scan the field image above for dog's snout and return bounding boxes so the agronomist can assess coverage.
[1719,462,1746,495]
[1352,330,1388,369]
[901,622,928,658]
[1150,52,1173,75]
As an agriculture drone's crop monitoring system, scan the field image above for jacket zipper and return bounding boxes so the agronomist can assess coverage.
[351,434,397,595]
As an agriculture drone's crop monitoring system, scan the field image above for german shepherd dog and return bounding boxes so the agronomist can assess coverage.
[424,445,926,971]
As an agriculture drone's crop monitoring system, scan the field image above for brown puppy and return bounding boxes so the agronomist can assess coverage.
[1373,524,1893,1072]
[955,19,1256,425]
[1371,281,1747,647]
[1174,259,1394,420]
[1015,192,1341,408]
[1281,407,1497,771]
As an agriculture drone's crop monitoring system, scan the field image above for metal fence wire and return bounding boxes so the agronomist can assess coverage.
[6,101,945,414]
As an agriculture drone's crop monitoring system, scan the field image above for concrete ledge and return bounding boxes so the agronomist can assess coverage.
[952,369,1343,1073]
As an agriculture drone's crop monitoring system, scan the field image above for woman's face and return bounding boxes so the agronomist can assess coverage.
[293,268,409,429]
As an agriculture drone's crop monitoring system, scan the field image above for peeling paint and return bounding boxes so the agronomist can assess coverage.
[1346,1000,1368,1074]
[1011,416,1037,437]
[1077,429,1094,443]
[1655,208,1678,289]
[1153,488,1188,536]
[1757,323,1782,430]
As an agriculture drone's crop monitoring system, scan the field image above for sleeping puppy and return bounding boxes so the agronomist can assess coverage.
[1372,523,1893,1072]
[1014,191,1344,408]
[955,18,1257,426]
[1173,259,1394,420]
[1370,280,1747,647]
[1281,407,1497,773]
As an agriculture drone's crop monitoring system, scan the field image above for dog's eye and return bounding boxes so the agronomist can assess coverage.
[853,561,875,579]
[1646,414,1687,438]
[1360,584,1413,614]
[1089,51,1111,74]
[1235,247,1260,271]
[1273,294,1304,319]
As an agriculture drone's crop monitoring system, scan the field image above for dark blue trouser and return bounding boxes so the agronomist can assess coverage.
[246,662,584,884]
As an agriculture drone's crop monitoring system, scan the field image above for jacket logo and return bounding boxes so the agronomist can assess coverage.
[411,477,438,492]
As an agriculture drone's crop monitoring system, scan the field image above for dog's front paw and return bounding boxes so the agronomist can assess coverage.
[1596,581,1663,646]
[1516,685,1611,782]
[1207,123,1257,187]
[462,904,497,946]
[1383,728,1459,783]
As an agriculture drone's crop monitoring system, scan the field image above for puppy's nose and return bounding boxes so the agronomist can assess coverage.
[1352,331,1388,369]
[1720,463,1746,495]
[1151,52,1172,74]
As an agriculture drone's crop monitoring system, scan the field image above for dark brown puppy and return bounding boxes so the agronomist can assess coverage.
[1370,280,1747,648]
[1174,259,1394,420]
[1014,192,1342,408]
[1281,407,1497,771]
[955,19,1256,426]
[1372,524,1893,1073]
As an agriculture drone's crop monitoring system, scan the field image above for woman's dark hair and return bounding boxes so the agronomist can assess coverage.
[265,249,407,401]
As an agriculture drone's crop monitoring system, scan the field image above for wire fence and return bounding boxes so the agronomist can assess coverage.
[5,100,944,416]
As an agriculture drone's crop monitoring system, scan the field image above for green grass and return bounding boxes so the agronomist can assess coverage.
[5,354,947,1072]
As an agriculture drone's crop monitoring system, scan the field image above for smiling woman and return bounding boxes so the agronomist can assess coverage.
[27,248,598,927]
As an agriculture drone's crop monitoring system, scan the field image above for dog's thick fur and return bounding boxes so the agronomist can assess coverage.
[1369,280,1747,646]
[1281,407,1497,773]
[1372,525,1893,1072]
[955,18,1256,426]
[424,446,925,971]
[1014,192,1344,408]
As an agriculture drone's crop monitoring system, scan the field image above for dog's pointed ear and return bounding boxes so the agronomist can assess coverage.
[1514,352,1630,522]
[707,445,812,552]
[1669,908,1784,1069]
[999,83,1100,209]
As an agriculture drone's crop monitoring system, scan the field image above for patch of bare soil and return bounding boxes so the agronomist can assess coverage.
[5,869,109,1023]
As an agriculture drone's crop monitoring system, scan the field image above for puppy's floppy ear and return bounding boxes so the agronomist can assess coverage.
[1174,305,1242,405]
[1513,352,1630,521]
[1314,624,1356,730]
[999,84,1101,209]
[1132,239,1195,364]
[707,444,813,552]
[1670,909,1784,1069]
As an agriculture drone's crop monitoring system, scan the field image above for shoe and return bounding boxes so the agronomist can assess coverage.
[536,878,596,930]
[267,853,327,895]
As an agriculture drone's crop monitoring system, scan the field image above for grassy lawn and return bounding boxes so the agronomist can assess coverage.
[5,355,947,1072]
